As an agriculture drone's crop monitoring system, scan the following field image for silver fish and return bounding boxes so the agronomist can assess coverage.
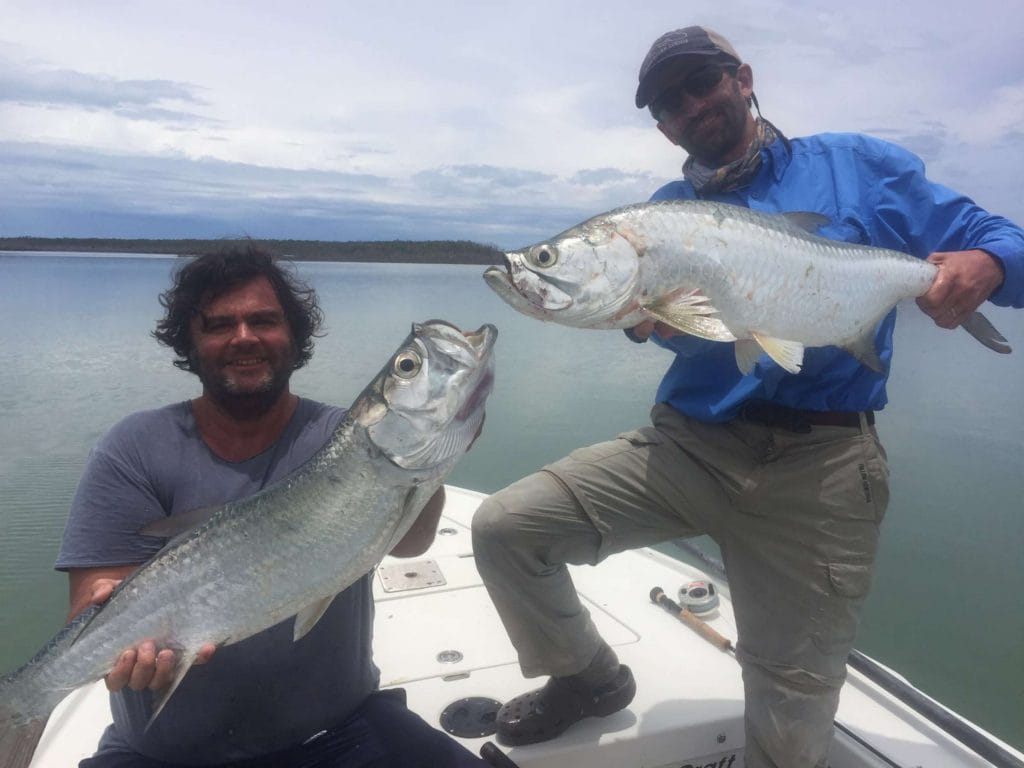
[0,320,496,766]
[484,200,1010,373]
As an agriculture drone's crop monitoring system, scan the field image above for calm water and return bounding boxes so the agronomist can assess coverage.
[1,252,1021,749]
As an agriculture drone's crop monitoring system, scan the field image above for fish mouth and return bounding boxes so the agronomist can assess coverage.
[483,264,518,300]
[429,321,497,421]
[483,264,511,287]
[460,322,498,357]
[415,319,498,361]
[483,256,572,313]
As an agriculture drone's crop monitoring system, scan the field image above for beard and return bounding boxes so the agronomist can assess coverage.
[190,344,297,420]
[677,81,751,166]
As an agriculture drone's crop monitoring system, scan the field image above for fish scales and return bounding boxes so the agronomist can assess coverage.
[32,430,411,702]
[631,202,935,344]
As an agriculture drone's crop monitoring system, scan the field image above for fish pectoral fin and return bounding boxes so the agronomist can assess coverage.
[656,288,720,315]
[293,596,337,642]
[138,506,219,539]
[750,332,805,374]
[961,311,1012,354]
[145,651,199,730]
[645,294,737,341]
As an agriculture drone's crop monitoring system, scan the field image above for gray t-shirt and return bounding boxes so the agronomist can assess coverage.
[56,398,380,764]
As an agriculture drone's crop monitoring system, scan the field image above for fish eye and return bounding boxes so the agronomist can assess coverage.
[392,349,422,379]
[529,245,557,269]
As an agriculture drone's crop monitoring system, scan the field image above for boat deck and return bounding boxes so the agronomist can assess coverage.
[29,486,1023,768]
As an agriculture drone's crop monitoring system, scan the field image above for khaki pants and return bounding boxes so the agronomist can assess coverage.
[472,403,889,768]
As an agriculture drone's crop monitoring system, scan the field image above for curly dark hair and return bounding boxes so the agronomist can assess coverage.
[153,244,324,373]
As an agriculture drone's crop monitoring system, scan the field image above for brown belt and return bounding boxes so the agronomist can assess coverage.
[737,400,874,433]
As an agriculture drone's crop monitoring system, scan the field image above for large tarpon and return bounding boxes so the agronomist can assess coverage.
[0,320,496,768]
[484,200,1010,374]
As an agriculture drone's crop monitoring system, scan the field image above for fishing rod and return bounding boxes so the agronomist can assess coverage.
[649,587,732,653]
[649,583,904,768]
[668,539,1024,768]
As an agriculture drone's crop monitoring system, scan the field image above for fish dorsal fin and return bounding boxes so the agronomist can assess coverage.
[961,311,1012,354]
[146,651,199,729]
[781,212,830,234]
[644,291,737,342]
[293,596,336,642]
[138,506,219,540]
[750,332,805,374]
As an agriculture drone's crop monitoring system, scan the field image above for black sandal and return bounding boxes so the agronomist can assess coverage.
[495,665,636,746]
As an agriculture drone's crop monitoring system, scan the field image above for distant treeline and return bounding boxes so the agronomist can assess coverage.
[0,237,505,265]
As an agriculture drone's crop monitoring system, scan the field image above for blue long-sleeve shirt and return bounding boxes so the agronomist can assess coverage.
[648,132,1024,421]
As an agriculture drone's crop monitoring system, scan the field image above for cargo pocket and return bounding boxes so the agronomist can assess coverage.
[826,561,873,599]
[811,560,875,671]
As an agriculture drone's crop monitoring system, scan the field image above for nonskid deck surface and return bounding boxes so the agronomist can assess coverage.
[29,487,1024,768]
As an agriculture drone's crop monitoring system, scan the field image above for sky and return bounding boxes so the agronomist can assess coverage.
[1,0,1022,250]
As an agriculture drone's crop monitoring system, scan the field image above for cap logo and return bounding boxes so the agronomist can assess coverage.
[651,30,688,60]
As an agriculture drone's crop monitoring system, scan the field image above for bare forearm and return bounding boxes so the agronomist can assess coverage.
[389,487,446,557]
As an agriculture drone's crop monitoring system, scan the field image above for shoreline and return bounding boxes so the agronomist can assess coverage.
[0,237,504,265]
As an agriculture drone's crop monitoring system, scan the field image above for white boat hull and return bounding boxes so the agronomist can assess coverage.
[28,486,1024,768]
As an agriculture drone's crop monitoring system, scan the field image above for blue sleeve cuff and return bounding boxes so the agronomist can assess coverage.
[980,239,1024,308]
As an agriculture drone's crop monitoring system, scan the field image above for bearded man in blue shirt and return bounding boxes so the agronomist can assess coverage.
[471,25,1024,768]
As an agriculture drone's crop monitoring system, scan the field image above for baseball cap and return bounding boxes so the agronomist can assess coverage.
[635,26,742,108]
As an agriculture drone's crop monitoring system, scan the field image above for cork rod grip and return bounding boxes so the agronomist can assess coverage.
[650,586,734,653]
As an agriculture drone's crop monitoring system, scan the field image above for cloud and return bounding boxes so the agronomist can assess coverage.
[0,1,1021,242]
[0,142,602,247]
[411,165,556,197]
[0,55,209,124]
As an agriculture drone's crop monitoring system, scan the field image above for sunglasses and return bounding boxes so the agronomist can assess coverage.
[649,64,735,122]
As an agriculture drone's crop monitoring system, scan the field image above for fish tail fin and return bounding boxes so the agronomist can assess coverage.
[961,311,1012,354]
[0,610,93,768]
[0,707,50,768]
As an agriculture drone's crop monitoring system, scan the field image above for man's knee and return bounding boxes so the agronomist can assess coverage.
[471,494,513,549]
[471,472,568,546]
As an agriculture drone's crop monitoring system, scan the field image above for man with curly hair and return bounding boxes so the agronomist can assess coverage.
[57,245,489,767]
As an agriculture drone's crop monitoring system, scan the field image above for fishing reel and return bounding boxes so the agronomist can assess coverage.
[678,579,720,616]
